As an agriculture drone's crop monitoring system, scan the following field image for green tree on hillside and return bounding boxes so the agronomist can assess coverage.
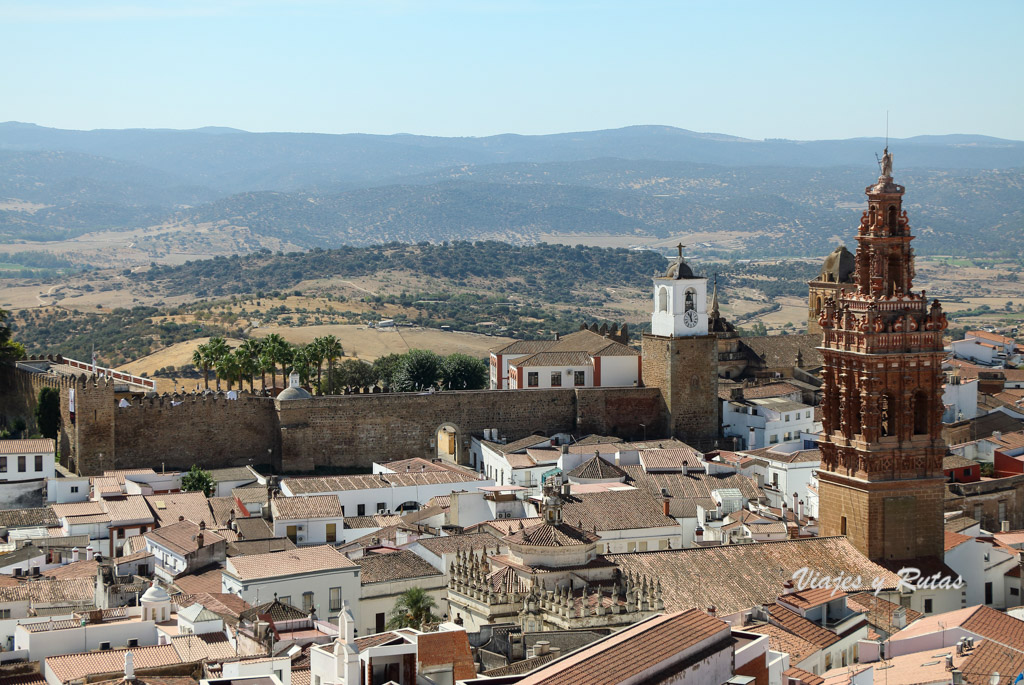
[392,349,441,392]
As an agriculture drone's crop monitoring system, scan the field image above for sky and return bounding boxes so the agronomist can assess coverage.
[1,0,1021,141]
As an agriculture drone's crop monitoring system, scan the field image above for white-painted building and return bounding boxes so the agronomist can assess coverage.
[0,439,55,484]
[270,494,345,545]
[356,550,446,636]
[950,330,1017,366]
[944,532,1014,610]
[650,246,709,338]
[723,397,818,450]
[222,545,361,622]
[943,376,979,423]
[16,606,160,664]
[490,329,640,391]
[736,444,821,511]
[45,476,89,504]
[279,471,491,518]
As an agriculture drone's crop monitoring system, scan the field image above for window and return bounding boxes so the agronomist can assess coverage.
[70,485,78,493]
[974,504,983,521]
[684,288,696,313]
[357,504,366,516]
[639,541,647,552]
[805,411,811,419]
[772,473,779,488]
[127,639,139,647]
[99,642,111,651]
[286,525,298,543]
[965,468,972,477]
[326,524,337,543]
[550,372,562,387]
[785,414,790,422]
[1012,588,1020,597]
[377,502,387,513]
[280,596,291,606]
[303,591,314,612]
[825,653,832,670]
[18,455,26,472]
[985,582,993,605]
[924,598,933,613]
[841,517,848,536]
[769,435,779,444]
[527,372,539,388]
[574,371,585,387]
[0,457,6,472]
[116,529,125,539]
[658,287,668,313]
[330,587,343,611]
[0,609,9,619]
[376,612,386,633]
[35,455,43,471]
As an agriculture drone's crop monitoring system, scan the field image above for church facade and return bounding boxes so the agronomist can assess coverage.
[816,151,948,562]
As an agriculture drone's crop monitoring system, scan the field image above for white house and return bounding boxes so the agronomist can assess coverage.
[356,550,446,636]
[270,494,345,545]
[943,531,1014,610]
[144,519,226,580]
[16,605,160,664]
[0,439,55,483]
[736,444,821,511]
[490,329,640,390]
[950,330,1018,366]
[943,376,979,423]
[279,470,490,518]
[222,545,361,622]
[723,396,818,450]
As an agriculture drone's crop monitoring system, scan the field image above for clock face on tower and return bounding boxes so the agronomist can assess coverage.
[683,309,699,327]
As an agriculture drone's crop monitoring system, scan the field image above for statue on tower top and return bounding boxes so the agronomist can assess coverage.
[879,147,893,178]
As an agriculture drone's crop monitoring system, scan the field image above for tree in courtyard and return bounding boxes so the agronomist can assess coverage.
[181,464,215,497]
[386,587,440,631]
[328,358,377,392]
[371,353,404,389]
[439,353,488,390]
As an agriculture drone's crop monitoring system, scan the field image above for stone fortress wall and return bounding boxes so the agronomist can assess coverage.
[1,361,674,475]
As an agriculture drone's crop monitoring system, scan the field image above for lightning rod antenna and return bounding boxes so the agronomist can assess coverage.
[885,110,889,149]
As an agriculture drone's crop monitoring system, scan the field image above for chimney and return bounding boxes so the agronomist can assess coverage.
[730,387,744,401]
[748,427,756,450]
[178,515,185,522]
[614,453,621,466]
[535,640,550,655]
[196,532,204,548]
[707,605,716,618]
[695,527,704,543]
[893,606,907,629]
[124,651,134,682]
[560,444,569,455]
[663,499,670,516]
[782,579,796,595]
[798,500,804,520]
[1002,520,1011,533]
[793,492,799,514]
[72,547,80,563]
[86,545,94,561]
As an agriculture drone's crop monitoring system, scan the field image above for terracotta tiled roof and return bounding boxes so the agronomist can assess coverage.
[46,644,181,684]
[622,464,763,518]
[723,382,803,401]
[92,476,121,496]
[482,652,559,677]
[845,592,923,636]
[103,468,157,485]
[607,537,901,617]
[481,435,554,455]
[52,501,105,518]
[0,577,94,603]
[344,513,404,529]
[944,454,981,471]
[173,592,250,619]
[514,351,594,367]
[466,517,542,536]
[291,671,311,685]
[357,550,442,584]
[504,522,600,547]
[207,466,258,483]
[232,484,269,505]
[782,666,825,685]
[240,597,309,623]
[145,520,225,557]
[566,455,628,480]
[354,631,409,650]
[0,506,59,528]
[415,532,503,555]
[103,495,155,524]
[226,544,356,581]
[945,530,973,551]
[41,559,99,579]
[231,517,275,541]
[426,495,453,509]
[738,446,822,464]
[959,637,1024,685]
[777,588,847,610]
[172,566,225,595]
[968,330,1016,345]
[557,490,676,532]
[747,623,820,664]
[282,470,483,494]
[767,604,840,648]
[170,632,237,662]
[638,446,703,471]
[517,609,729,685]
[145,492,214,527]
[0,439,54,455]
[491,339,558,356]
[228,538,297,557]
[740,333,823,369]
[271,495,344,520]
[890,604,1024,650]
[208,497,248,528]
[486,565,528,594]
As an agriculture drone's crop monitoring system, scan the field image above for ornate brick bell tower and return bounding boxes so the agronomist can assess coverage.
[816,149,948,562]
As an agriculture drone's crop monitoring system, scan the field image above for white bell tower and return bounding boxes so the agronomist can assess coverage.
[650,243,708,337]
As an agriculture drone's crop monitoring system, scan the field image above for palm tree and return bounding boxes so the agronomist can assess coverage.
[192,343,211,390]
[320,335,344,395]
[237,351,258,392]
[205,337,231,390]
[291,346,313,387]
[308,337,327,394]
[257,352,274,392]
[215,352,242,391]
[261,334,288,390]
[238,339,263,391]
[386,587,440,631]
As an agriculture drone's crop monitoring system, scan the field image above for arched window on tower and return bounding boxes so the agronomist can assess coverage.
[658,287,669,313]
[815,295,823,315]
[886,254,902,297]
[684,288,696,313]
[888,206,898,233]
[913,390,930,435]
[880,392,895,437]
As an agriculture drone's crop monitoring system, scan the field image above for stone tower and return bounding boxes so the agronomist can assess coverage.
[642,245,718,447]
[816,150,948,562]
[807,246,857,335]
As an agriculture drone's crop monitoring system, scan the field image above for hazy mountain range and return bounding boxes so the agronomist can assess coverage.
[1,122,1022,256]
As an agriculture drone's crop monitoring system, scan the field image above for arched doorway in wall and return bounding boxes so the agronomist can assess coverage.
[434,422,464,465]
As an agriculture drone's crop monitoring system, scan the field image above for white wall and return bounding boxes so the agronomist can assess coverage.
[599,355,640,388]
[46,478,89,504]
[359,575,447,637]
[280,479,493,518]
[515,364,592,390]
[944,538,1015,609]
[222,567,361,624]
[943,379,979,423]
[22,617,158,663]
[0,449,55,483]
[0,613,74,652]
[273,516,344,546]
